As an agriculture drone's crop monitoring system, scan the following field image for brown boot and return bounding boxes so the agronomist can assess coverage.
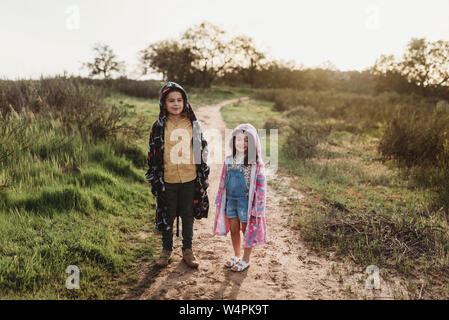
[155,250,172,267]
[182,248,199,268]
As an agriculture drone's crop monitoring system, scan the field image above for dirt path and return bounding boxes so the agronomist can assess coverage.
[119,98,407,300]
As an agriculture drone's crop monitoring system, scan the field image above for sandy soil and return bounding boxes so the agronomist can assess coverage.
[118,98,408,300]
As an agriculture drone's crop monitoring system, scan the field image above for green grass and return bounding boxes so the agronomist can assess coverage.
[105,93,160,126]
[0,143,157,298]
[0,96,158,299]
[221,98,278,129]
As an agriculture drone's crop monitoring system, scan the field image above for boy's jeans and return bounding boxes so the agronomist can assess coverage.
[162,179,195,251]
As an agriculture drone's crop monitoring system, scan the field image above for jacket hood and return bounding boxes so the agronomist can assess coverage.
[157,81,195,122]
[227,123,264,168]
[155,81,207,166]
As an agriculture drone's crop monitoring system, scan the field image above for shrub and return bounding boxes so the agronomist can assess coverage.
[379,105,449,211]
[263,117,288,130]
[378,106,449,168]
[0,76,105,117]
[254,88,439,132]
[106,77,160,99]
[74,77,161,99]
[283,106,331,159]
[0,116,33,169]
[252,89,278,102]
[0,76,150,142]
[428,143,449,209]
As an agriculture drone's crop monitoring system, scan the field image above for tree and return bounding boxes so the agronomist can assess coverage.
[138,40,196,84]
[401,38,449,95]
[370,54,413,94]
[179,21,239,87]
[230,35,266,88]
[370,38,449,97]
[139,21,266,88]
[83,43,125,79]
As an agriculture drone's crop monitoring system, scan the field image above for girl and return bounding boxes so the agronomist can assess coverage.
[213,123,267,272]
[145,81,210,269]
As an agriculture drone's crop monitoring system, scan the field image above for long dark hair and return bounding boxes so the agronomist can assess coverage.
[232,129,258,165]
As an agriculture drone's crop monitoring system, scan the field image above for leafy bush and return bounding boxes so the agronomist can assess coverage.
[283,106,331,159]
[0,76,105,117]
[0,116,33,170]
[263,117,288,130]
[73,77,161,99]
[254,88,438,131]
[0,76,150,141]
[379,105,449,210]
[378,107,449,168]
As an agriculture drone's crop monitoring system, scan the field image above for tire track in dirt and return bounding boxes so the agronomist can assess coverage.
[118,98,408,300]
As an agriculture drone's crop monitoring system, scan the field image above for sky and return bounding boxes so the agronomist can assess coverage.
[1,0,449,79]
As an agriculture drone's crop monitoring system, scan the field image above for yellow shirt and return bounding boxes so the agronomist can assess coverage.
[163,115,197,183]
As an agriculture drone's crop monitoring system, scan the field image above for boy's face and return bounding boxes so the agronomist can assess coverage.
[165,91,184,116]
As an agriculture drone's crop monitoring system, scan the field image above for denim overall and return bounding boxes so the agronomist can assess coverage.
[225,163,249,223]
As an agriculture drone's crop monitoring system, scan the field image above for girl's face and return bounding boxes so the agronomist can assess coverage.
[165,91,184,116]
[235,132,248,155]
